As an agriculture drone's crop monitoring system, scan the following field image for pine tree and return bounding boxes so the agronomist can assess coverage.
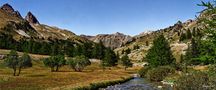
[192,28,196,37]
[186,29,192,39]
[121,49,125,54]
[101,48,118,70]
[183,45,192,73]
[145,35,175,67]
[125,48,131,54]
[180,33,187,41]
[73,44,83,56]
[92,41,105,59]
[121,54,133,70]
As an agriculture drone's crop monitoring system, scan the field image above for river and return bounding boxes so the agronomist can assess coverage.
[101,75,173,90]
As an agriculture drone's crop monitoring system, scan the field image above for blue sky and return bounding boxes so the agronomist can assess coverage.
[0,0,210,36]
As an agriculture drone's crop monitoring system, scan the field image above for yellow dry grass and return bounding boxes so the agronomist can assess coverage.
[0,49,49,60]
[0,59,140,90]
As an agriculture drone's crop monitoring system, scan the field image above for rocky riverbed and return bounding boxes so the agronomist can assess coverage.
[101,75,172,90]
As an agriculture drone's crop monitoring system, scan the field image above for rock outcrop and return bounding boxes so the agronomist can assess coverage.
[1,3,14,13]
[1,3,22,18]
[25,12,39,24]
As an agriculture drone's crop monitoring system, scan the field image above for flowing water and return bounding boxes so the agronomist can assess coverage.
[102,75,173,90]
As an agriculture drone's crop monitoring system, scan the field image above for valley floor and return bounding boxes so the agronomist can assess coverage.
[0,50,140,90]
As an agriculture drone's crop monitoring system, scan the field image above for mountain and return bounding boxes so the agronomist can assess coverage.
[81,32,134,49]
[0,3,88,43]
[0,3,22,18]
[114,15,206,62]
[25,12,40,24]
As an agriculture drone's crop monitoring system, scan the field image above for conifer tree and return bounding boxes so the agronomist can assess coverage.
[125,48,131,54]
[92,41,105,59]
[186,29,192,39]
[145,35,175,67]
[121,54,133,70]
[101,48,118,70]
[180,33,187,41]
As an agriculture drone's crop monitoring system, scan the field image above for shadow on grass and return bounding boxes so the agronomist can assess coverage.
[56,69,95,73]
[126,71,137,74]
[27,74,46,77]
[55,70,74,72]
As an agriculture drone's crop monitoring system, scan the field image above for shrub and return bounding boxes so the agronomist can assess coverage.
[138,66,150,77]
[175,71,213,90]
[208,64,216,89]
[146,66,175,81]
[208,64,216,76]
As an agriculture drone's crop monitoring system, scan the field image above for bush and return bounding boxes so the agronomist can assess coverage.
[146,66,175,81]
[175,71,213,90]
[208,64,216,89]
[208,64,216,76]
[138,66,150,77]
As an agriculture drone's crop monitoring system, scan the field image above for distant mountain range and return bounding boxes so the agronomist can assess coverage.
[80,32,133,49]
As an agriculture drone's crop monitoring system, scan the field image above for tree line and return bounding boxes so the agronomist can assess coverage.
[0,26,119,60]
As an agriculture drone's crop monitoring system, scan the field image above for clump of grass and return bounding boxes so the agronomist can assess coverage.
[146,66,175,82]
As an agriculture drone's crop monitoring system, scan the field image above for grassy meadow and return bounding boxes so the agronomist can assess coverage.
[0,49,140,90]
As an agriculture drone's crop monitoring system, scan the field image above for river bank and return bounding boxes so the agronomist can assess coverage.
[72,76,133,90]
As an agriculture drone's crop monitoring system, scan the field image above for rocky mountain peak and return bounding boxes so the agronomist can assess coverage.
[25,11,39,24]
[1,3,14,13]
[1,3,22,18]
[176,20,182,25]
[114,32,124,36]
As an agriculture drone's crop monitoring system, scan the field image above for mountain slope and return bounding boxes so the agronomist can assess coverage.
[114,13,208,62]
[0,3,88,44]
